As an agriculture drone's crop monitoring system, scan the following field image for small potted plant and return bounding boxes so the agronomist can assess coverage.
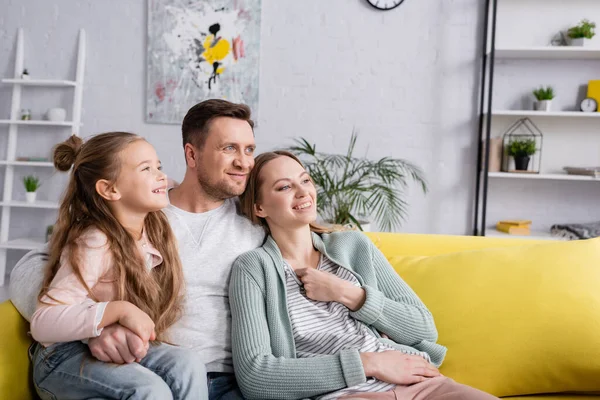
[533,86,555,112]
[567,19,596,46]
[507,138,537,172]
[23,175,40,203]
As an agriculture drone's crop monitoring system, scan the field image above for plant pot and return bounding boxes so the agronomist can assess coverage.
[534,100,552,111]
[25,191,37,203]
[323,219,371,232]
[514,156,530,171]
[570,38,587,47]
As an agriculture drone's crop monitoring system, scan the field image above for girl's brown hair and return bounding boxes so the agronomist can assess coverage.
[239,150,333,235]
[40,132,184,340]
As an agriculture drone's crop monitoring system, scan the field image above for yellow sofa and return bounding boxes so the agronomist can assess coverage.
[1,233,599,399]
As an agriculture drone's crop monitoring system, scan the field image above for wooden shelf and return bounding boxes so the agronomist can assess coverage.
[0,201,60,209]
[488,172,600,181]
[0,119,78,127]
[0,161,53,167]
[493,47,600,60]
[0,238,45,250]
[491,110,600,118]
[1,78,77,87]
[485,229,566,241]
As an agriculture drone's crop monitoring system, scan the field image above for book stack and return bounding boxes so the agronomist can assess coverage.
[496,220,531,236]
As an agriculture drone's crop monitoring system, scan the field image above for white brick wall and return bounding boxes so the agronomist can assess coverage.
[0,0,485,274]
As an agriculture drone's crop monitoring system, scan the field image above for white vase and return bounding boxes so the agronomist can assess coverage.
[25,192,37,203]
[534,100,552,112]
[570,38,586,47]
[45,108,67,122]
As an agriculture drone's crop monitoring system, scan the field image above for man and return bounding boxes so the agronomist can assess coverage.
[10,99,265,400]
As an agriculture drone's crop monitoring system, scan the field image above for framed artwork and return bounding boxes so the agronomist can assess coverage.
[146,0,261,124]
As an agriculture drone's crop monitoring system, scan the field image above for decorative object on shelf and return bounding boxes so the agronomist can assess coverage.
[365,0,405,11]
[581,98,598,112]
[23,175,40,203]
[532,86,555,111]
[287,132,427,231]
[550,31,569,47]
[45,107,66,122]
[551,220,600,240]
[496,220,532,236]
[481,137,503,172]
[587,80,600,110]
[501,118,543,174]
[567,19,596,47]
[46,225,54,243]
[146,0,261,124]
[563,166,600,178]
[20,109,31,120]
[20,68,30,80]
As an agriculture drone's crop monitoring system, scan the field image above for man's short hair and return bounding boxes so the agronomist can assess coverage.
[181,99,254,149]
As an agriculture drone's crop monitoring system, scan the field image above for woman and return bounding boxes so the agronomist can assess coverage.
[229,151,497,400]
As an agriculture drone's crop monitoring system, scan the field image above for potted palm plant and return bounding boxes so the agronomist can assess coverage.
[507,138,537,172]
[287,133,428,231]
[533,86,555,112]
[567,19,596,47]
[23,175,40,203]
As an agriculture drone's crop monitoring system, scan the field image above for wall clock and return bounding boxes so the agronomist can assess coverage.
[365,0,405,11]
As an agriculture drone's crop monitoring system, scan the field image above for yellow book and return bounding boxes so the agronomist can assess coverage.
[496,223,531,235]
[498,219,532,227]
[588,80,600,111]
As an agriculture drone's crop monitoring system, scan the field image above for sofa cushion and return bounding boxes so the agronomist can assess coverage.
[0,300,34,399]
[389,238,600,398]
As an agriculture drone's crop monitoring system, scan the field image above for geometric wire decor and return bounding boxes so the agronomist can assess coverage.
[501,117,543,173]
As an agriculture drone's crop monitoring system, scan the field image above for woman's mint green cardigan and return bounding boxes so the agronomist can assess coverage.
[229,231,447,400]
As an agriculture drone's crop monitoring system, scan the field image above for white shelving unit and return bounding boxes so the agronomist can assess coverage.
[0,120,79,126]
[485,229,568,241]
[474,0,600,241]
[488,172,600,182]
[491,110,600,118]
[493,47,600,60]
[0,28,86,286]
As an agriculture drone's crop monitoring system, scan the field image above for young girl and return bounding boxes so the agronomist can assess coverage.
[29,132,208,400]
[230,151,498,400]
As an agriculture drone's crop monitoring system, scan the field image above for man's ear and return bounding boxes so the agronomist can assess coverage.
[96,179,121,202]
[184,143,198,169]
[254,203,267,218]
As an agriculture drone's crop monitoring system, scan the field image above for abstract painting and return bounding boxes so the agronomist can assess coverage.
[146,0,261,124]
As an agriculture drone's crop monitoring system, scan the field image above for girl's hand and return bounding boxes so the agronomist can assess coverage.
[361,351,441,384]
[295,268,366,310]
[117,302,156,343]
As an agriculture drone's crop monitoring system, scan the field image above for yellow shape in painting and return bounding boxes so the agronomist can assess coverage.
[216,66,225,74]
[202,35,231,64]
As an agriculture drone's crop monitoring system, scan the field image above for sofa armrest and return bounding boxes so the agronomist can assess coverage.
[0,300,35,399]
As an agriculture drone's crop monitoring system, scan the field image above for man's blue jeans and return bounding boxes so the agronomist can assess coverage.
[208,372,246,400]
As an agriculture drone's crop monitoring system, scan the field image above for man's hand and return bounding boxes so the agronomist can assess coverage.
[88,324,149,364]
[295,268,366,310]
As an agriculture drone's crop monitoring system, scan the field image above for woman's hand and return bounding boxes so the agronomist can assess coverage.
[360,351,441,384]
[295,268,366,310]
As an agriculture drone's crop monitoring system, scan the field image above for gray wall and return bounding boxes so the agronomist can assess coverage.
[1,0,485,271]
